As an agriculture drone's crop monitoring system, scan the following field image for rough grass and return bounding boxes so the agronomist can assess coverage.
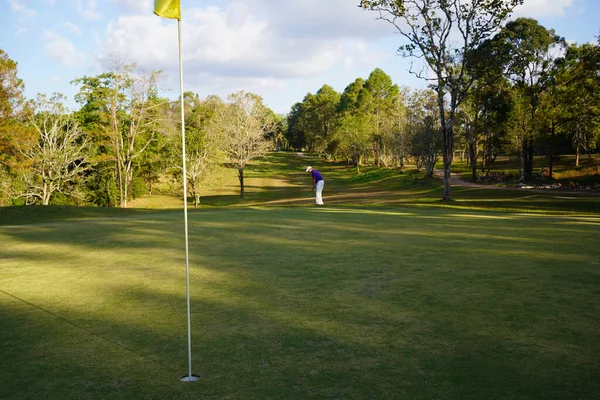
[1,206,600,399]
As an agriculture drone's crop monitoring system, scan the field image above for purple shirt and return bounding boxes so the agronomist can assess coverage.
[311,169,323,182]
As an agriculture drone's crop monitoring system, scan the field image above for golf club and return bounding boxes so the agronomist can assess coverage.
[307,188,314,198]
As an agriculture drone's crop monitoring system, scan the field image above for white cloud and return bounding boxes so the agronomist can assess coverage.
[76,0,102,20]
[97,1,395,101]
[63,21,82,36]
[513,0,574,18]
[7,0,37,32]
[109,0,152,14]
[43,30,86,67]
[8,0,37,17]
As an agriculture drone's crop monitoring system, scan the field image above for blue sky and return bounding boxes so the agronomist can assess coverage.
[1,0,598,114]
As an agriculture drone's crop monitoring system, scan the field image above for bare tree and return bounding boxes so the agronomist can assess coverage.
[211,91,275,199]
[360,0,522,200]
[19,93,90,205]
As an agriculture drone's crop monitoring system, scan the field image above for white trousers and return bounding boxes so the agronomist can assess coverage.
[315,180,324,205]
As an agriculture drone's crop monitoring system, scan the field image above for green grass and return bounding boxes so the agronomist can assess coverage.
[126,152,600,214]
[2,206,600,399]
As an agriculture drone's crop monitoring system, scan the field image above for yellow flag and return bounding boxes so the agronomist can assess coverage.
[154,0,180,20]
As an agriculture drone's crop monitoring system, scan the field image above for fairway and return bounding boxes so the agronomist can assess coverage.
[1,207,600,399]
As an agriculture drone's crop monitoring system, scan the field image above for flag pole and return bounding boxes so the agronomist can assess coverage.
[177,17,198,383]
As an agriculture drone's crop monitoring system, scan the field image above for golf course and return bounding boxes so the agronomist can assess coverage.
[1,152,599,399]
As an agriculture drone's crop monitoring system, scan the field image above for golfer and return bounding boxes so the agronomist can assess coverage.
[306,166,324,205]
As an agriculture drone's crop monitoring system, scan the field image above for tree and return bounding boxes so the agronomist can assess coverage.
[294,85,341,155]
[73,59,163,208]
[18,94,91,205]
[358,68,400,166]
[211,91,275,199]
[335,77,371,169]
[487,18,564,181]
[360,0,523,200]
[179,94,223,207]
[556,42,600,166]
[0,49,31,205]
[334,113,373,173]
[406,89,441,177]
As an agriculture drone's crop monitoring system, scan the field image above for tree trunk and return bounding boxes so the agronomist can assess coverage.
[576,146,580,167]
[42,183,50,205]
[438,88,453,201]
[526,139,534,181]
[238,168,244,198]
[469,142,477,181]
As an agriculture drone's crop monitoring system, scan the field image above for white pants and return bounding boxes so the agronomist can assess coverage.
[315,180,324,205]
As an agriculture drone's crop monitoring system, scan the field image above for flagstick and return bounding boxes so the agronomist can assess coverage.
[177,18,198,383]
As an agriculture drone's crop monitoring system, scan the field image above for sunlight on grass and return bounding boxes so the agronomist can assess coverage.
[446,213,519,220]
[312,208,417,217]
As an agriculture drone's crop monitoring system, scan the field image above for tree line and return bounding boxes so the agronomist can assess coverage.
[287,16,600,191]
[0,53,283,207]
[1,10,599,207]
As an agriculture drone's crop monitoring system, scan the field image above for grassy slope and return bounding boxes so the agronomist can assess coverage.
[1,207,600,399]
[124,151,600,214]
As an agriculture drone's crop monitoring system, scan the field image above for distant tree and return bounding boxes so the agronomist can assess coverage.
[335,77,371,169]
[18,94,91,205]
[360,0,523,199]
[406,89,441,178]
[211,91,275,199]
[334,113,373,173]
[286,102,307,150]
[180,95,223,207]
[358,68,399,166]
[298,85,341,155]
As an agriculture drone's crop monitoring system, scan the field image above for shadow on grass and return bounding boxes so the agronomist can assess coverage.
[2,208,600,398]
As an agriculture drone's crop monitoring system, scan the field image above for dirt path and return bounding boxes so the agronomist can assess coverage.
[433,169,489,188]
[433,169,598,197]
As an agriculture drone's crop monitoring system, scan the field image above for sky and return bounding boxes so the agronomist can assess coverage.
[1,0,599,114]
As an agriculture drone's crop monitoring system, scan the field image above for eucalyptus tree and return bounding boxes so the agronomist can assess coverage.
[73,60,163,208]
[486,18,565,181]
[179,94,224,207]
[360,0,523,200]
[18,94,91,205]
[211,91,275,199]
[556,42,600,166]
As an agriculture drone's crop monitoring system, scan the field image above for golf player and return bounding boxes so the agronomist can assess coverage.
[306,166,324,205]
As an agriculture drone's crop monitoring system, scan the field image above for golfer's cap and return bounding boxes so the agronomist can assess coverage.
[305,166,312,172]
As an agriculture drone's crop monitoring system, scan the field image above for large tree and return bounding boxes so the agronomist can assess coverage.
[358,68,400,166]
[179,94,223,207]
[211,91,275,199]
[487,18,564,181]
[73,59,162,207]
[360,0,522,200]
[18,94,91,205]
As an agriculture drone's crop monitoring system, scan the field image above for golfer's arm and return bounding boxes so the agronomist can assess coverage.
[312,177,316,188]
